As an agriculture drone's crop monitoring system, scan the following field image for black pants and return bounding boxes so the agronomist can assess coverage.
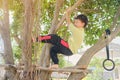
[38,34,73,64]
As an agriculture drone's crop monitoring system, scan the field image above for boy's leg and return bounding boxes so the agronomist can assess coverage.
[60,39,73,56]
[37,34,61,45]
[49,42,73,69]
[50,46,60,69]
[60,47,73,56]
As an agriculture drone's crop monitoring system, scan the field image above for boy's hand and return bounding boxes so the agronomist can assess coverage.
[32,37,36,42]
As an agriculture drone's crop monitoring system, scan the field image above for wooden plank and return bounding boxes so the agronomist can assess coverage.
[0,64,92,73]
[37,67,92,73]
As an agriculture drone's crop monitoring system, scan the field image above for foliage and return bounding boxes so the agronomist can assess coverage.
[83,0,120,45]
[13,45,21,62]
[10,0,23,36]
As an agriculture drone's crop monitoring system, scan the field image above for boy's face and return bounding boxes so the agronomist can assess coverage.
[74,19,85,28]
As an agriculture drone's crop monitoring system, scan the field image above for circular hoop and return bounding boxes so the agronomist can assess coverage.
[103,59,115,71]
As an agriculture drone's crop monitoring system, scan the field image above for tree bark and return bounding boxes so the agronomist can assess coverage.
[0,0,15,80]
[1,0,14,66]
[21,0,34,80]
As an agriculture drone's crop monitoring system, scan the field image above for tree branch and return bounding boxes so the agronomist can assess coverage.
[78,9,102,13]
[49,0,64,34]
[110,6,120,30]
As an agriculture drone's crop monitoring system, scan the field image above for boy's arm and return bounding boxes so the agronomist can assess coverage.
[65,8,72,26]
[65,12,71,26]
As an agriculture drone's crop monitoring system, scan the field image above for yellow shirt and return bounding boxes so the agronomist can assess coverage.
[68,23,84,53]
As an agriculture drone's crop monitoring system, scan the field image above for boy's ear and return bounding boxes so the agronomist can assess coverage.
[82,22,85,28]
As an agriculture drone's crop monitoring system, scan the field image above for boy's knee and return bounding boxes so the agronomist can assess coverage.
[67,52,73,56]
[63,49,73,56]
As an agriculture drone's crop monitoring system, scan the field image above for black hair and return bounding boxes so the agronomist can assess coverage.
[74,14,88,28]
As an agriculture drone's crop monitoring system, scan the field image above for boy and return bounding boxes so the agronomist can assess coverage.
[35,14,88,69]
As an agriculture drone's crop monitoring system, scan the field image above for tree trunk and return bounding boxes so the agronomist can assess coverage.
[21,0,34,80]
[0,0,15,80]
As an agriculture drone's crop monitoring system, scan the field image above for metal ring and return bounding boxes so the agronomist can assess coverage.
[103,59,115,71]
